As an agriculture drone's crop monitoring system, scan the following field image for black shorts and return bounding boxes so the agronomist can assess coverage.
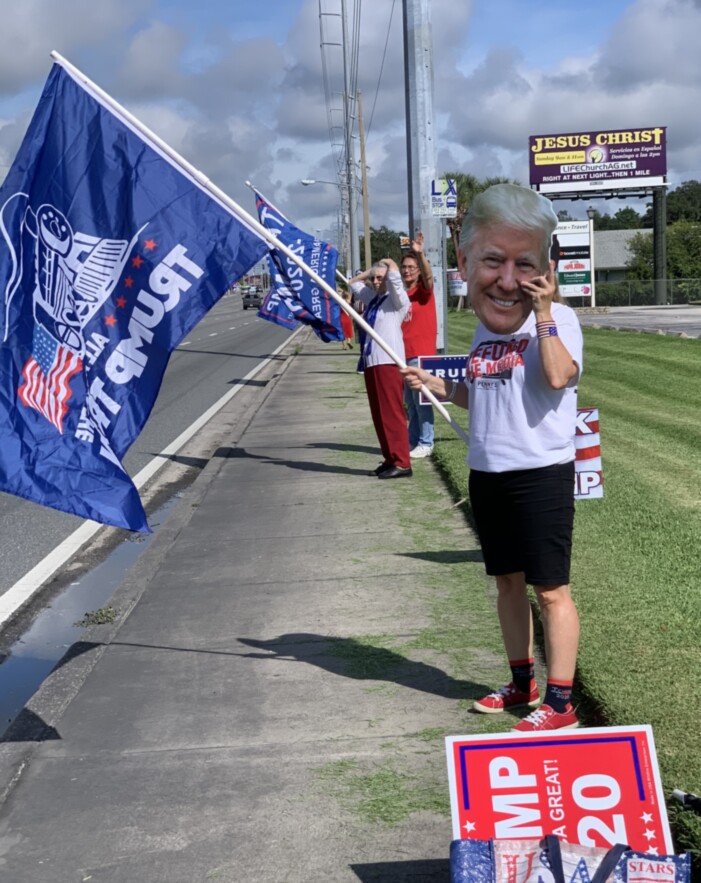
[468,461,575,586]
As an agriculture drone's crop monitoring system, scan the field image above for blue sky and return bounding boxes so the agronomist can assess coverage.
[1,0,699,238]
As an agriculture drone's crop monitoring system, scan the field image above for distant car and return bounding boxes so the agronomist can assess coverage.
[242,288,263,310]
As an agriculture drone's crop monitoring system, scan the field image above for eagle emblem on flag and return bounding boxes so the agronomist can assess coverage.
[2,194,139,432]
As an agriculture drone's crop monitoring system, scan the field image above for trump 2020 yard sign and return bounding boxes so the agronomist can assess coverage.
[446,726,672,854]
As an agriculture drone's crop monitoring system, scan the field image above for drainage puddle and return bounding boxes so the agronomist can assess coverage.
[0,493,182,737]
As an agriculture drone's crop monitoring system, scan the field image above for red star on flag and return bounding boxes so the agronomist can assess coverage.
[131,255,144,268]
[144,238,158,251]
[104,315,117,327]
[116,296,127,309]
[124,276,134,288]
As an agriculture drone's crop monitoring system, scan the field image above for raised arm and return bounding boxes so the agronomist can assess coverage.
[411,232,434,290]
[521,269,579,389]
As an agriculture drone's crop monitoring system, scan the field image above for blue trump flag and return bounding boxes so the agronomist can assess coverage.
[253,191,344,341]
[258,287,300,331]
[0,60,268,531]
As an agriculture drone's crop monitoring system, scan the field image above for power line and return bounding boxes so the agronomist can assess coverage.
[367,0,396,142]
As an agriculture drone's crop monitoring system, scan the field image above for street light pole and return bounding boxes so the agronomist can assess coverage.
[301,178,349,272]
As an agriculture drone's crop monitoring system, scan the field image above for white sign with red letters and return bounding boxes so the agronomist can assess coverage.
[575,407,603,499]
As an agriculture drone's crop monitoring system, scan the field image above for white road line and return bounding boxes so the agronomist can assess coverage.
[0,328,300,626]
[209,333,218,337]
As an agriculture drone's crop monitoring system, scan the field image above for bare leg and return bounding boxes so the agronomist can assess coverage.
[533,584,580,681]
[495,572,533,662]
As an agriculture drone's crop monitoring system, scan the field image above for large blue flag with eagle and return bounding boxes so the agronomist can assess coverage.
[0,61,268,531]
[253,191,344,341]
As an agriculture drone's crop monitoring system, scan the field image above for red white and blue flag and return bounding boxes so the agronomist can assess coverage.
[19,325,83,433]
[253,190,344,341]
[0,59,268,531]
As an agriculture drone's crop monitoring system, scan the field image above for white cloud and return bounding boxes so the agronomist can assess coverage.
[1,0,701,236]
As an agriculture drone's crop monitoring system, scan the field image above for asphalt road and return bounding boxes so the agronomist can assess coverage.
[0,292,289,597]
[576,304,701,337]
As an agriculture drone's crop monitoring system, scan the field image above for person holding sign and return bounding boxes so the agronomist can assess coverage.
[402,184,583,732]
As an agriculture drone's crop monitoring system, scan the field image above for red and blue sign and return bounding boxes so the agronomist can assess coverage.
[446,726,672,854]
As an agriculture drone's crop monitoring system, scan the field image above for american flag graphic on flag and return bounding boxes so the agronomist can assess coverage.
[18,325,82,434]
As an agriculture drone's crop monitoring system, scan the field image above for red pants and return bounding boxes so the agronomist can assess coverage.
[364,364,410,469]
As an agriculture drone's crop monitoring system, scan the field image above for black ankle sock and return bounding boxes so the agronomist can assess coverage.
[509,658,535,694]
[544,679,573,713]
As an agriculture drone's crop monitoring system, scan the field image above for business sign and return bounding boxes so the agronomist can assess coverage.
[446,726,673,854]
[431,178,458,217]
[553,221,593,300]
[575,407,603,499]
[447,268,467,299]
[529,127,666,193]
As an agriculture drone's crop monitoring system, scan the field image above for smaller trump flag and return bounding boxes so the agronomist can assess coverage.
[0,59,268,531]
[253,191,344,342]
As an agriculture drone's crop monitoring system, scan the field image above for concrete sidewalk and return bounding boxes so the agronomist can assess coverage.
[0,332,507,883]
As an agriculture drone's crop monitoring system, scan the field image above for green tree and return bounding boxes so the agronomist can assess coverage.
[667,180,701,222]
[591,207,643,230]
[610,207,643,229]
[641,179,701,226]
[360,225,406,267]
[626,230,654,279]
[626,220,701,279]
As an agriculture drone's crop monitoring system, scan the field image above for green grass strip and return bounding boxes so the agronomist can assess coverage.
[442,311,701,862]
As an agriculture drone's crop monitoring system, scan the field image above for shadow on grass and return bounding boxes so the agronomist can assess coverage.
[398,550,483,565]
[238,633,491,701]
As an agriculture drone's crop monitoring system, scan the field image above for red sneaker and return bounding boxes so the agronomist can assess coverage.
[512,703,579,732]
[473,682,540,714]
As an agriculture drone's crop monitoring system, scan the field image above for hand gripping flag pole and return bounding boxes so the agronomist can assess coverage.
[245,181,469,446]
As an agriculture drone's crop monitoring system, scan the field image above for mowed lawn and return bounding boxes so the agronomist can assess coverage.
[436,311,701,859]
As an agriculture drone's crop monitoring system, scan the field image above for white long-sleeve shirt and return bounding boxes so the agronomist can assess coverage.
[350,270,410,368]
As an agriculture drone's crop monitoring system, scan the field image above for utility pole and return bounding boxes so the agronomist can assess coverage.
[357,91,372,269]
[341,0,360,275]
[402,0,445,350]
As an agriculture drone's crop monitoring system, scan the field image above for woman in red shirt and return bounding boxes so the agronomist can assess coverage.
[401,233,437,459]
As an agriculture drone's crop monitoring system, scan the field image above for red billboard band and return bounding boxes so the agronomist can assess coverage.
[446,726,673,854]
[529,127,667,194]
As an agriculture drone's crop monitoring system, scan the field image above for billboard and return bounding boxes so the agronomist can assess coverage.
[529,127,666,193]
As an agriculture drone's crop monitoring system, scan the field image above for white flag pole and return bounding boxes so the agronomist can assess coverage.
[245,182,468,442]
[50,52,467,445]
